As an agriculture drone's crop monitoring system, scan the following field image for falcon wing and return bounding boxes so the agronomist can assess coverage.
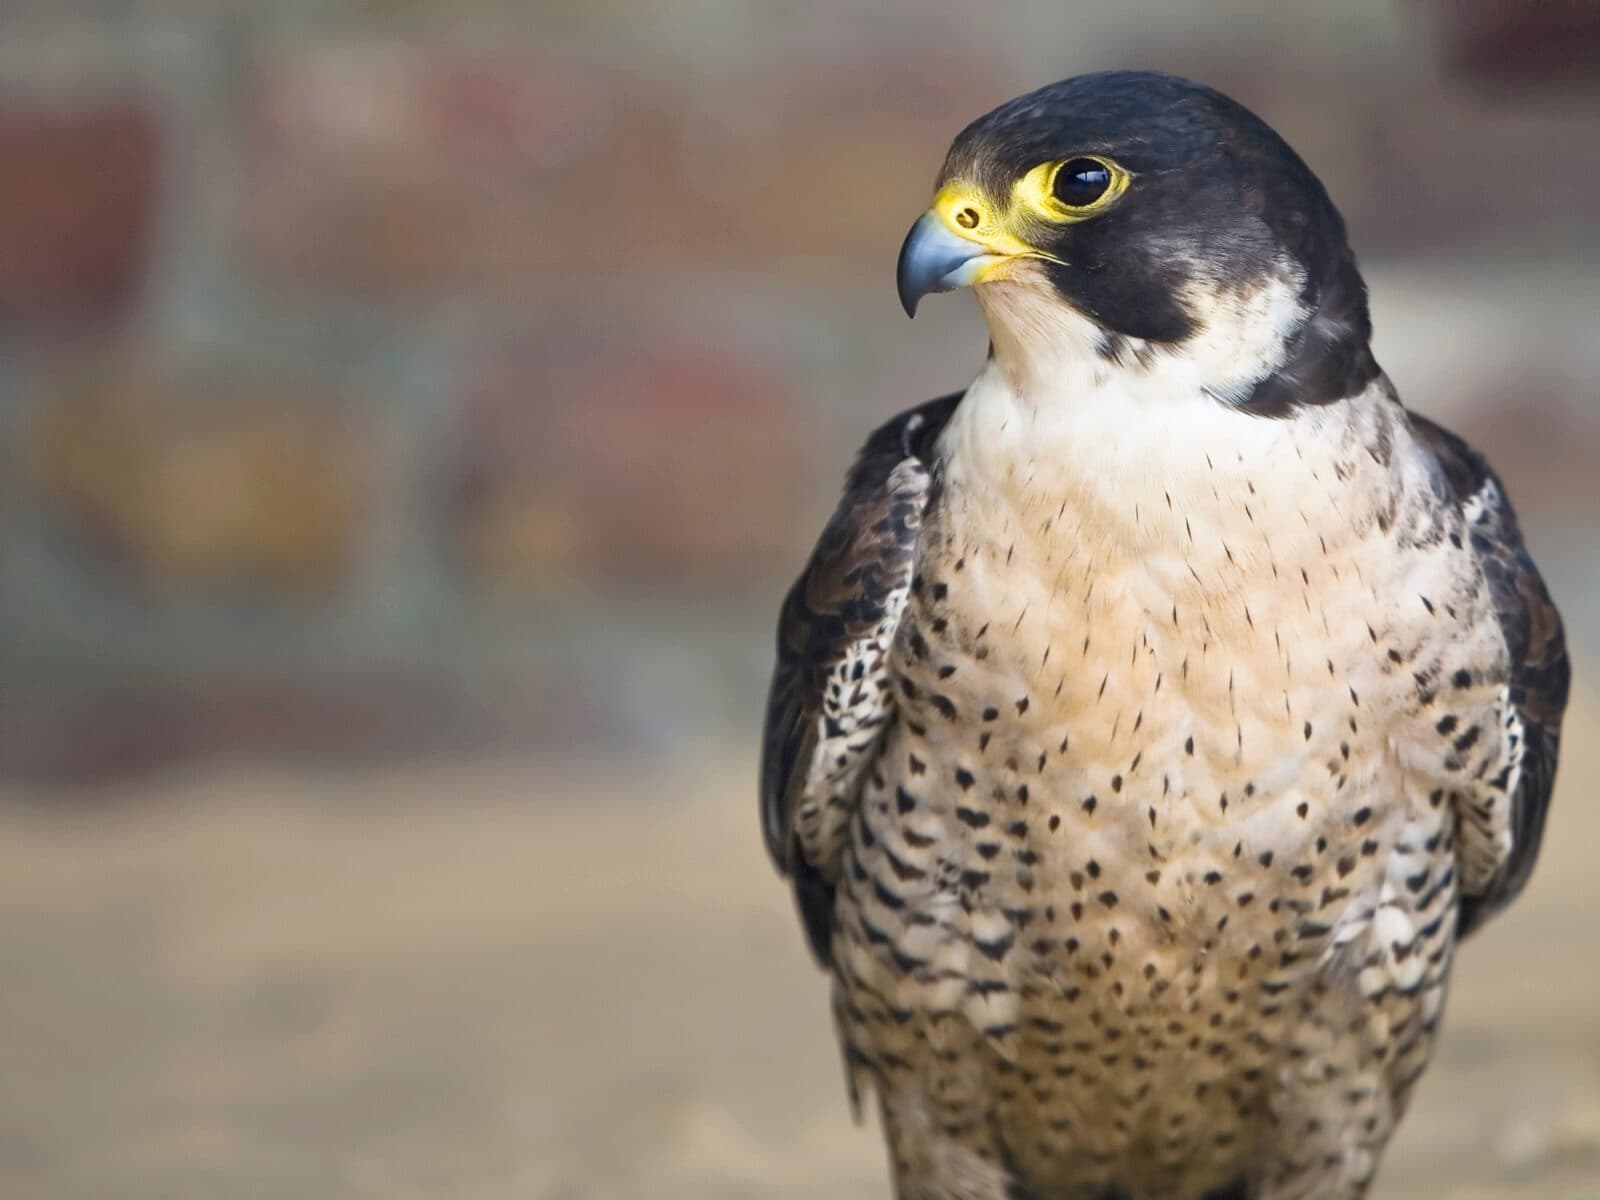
[1410,413,1570,937]
[760,393,959,963]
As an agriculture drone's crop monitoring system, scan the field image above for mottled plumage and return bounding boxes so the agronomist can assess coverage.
[763,393,961,962]
[760,72,1567,1200]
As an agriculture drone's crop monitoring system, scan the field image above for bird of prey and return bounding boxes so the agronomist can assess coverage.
[759,71,1568,1200]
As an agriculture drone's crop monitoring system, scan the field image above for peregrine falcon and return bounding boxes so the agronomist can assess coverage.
[759,71,1568,1200]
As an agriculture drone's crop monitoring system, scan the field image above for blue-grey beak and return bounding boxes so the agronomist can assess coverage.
[896,212,997,317]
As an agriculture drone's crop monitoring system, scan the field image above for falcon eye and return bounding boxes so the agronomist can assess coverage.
[1013,156,1125,223]
[1052,157,1112,208]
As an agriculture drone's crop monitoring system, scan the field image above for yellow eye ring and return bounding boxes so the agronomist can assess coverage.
[1017,155,1129,222]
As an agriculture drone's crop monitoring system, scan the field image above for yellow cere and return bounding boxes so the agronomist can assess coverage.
[930,183,1040,261]
[929,155,1130,276]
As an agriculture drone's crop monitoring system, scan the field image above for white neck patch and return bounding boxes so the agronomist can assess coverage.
[974,263,1310,408]
[937,270,1378,570]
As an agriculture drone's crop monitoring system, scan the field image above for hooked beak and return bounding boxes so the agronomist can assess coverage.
[896,211,1007,317]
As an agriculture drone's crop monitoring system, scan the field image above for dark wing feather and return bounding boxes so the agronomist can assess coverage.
[760,393,960,963]
[1410,413,1570,937]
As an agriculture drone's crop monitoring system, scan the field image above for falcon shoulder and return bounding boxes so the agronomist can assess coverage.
[1409,411,1571,937]
[760,393,960,963]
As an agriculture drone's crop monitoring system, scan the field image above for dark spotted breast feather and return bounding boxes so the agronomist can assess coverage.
[1410,413,1570,936]
[761,393,960,963]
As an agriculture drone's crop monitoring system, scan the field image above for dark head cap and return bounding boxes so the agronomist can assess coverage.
[897,71,1378,413]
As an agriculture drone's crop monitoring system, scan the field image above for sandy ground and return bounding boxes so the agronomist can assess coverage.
[2,722,1598,1200]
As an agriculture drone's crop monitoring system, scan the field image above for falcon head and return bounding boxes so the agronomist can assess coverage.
[897,71,1378,413]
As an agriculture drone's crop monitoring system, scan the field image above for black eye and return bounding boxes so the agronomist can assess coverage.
[1053,157,1112,208]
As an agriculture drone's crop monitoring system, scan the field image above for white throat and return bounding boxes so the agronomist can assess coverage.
[975,269,1308,407]
[937,276,1390,576]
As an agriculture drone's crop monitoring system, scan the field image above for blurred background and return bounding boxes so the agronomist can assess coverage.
[0,2,1596,1197]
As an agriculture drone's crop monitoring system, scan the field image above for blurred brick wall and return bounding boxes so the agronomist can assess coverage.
[0,4,1596,780]
[1413,0,1600,92]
